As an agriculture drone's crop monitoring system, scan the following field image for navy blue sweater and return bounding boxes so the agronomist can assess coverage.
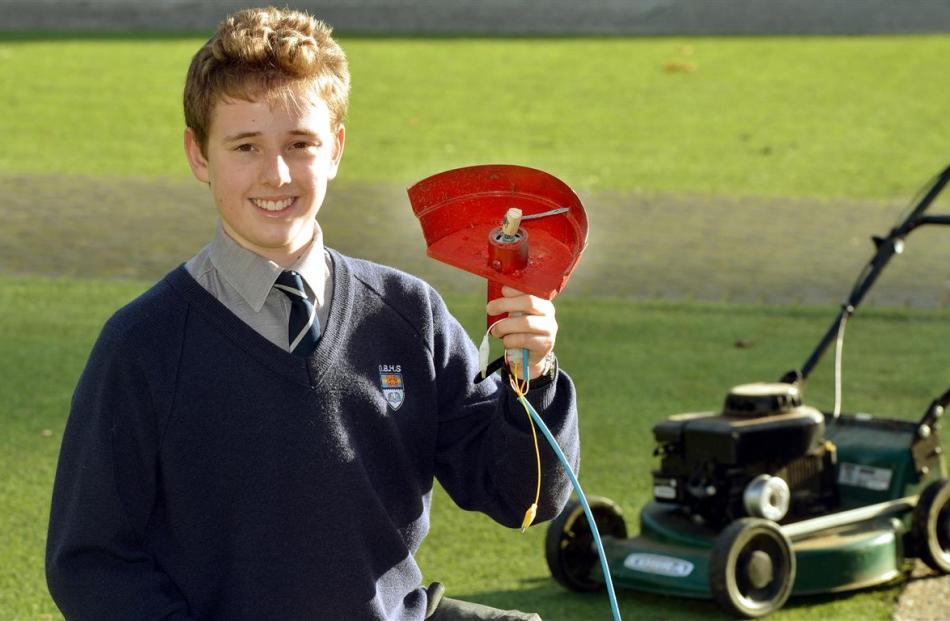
[47,250,579,620]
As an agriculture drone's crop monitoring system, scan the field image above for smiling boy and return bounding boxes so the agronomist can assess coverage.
[183,84,344,267]
[46,7,578,620]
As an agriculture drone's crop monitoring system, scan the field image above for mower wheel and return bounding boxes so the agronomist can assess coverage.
[545,496,627,592]
[709,518,795,619]
[912,479,950,573]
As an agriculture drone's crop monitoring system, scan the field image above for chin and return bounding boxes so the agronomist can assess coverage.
[267,227,314,251]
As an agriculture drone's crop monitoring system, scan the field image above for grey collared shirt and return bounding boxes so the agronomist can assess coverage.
[184,223,333,352]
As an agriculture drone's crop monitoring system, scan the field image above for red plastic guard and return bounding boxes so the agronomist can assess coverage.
[408,164,588,327]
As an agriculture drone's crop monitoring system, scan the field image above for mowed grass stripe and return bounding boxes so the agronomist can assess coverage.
[1,35,949,199]
[2,275,948,619]
[5,172,950,306]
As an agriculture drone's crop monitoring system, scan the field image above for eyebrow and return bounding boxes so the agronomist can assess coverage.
[289,129,321,139]
[223,129,320,142]
[223,131,261,143]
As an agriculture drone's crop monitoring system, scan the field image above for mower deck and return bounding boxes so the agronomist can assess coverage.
[607,499,909,600]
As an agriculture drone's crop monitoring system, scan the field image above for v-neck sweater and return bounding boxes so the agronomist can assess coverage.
[47,249,579,621]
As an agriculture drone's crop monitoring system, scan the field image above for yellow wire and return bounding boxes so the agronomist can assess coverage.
[510,359,542,531]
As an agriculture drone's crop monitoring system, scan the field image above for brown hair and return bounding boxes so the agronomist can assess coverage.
[183,6,350,155]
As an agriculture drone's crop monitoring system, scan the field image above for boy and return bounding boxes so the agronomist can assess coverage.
[46,7,578,620]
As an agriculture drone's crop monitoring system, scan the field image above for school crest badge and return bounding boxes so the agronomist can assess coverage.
[379,366,405,411]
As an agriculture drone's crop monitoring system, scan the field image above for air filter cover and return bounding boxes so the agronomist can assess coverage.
[724,382,803,417]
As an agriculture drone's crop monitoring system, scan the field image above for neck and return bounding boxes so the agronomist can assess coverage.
[221,223,319,268]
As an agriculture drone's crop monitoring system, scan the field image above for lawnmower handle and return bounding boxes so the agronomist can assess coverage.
[786,163,950,384]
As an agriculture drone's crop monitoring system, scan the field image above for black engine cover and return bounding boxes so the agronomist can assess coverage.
[655,406,825,465]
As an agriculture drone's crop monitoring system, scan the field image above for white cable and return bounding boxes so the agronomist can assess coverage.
[833,313,849,419]
[479,318,507,378]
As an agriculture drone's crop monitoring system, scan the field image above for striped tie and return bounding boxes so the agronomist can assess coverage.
[273,270,321,357]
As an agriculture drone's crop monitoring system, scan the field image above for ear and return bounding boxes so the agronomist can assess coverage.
[183,128,211,184]
[327,124,345,180]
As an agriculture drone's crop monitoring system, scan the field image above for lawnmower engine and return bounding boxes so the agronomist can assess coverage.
[652,383,837,526]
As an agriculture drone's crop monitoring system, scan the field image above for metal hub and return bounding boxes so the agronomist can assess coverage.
[744,550,775,590]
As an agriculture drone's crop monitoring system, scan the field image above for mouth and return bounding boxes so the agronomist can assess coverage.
[250,197,297,214]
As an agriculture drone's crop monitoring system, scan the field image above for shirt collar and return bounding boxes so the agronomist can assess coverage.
[208,222,328,313]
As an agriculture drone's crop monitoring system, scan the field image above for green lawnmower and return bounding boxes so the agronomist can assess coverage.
[545,165,950,618]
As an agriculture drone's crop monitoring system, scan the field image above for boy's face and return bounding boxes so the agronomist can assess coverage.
[184,94,345,265]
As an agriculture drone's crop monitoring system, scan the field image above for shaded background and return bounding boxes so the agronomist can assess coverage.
[5,0,950,35]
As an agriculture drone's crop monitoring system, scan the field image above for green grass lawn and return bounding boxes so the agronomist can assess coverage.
[3,275,948,620]
[1,34,949,199]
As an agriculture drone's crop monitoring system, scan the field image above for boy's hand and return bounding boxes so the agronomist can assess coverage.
[485,286,557,381]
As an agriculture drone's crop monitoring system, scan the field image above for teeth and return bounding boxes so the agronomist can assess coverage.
[252,198,294,211]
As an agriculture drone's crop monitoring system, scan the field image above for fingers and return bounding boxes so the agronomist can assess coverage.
[485,287,555,319]
[501,332,555,364]
[491,313,556,343]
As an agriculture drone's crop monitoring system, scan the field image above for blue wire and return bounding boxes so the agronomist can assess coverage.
[520,349,622,621]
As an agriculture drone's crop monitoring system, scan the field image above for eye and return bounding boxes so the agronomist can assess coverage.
[292,141,320,150]
[234,143,256,153]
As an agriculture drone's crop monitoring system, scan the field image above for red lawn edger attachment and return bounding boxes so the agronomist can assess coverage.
[410,165,619,616]
[408,164,588,328]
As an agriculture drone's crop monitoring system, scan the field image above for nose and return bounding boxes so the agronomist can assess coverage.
[261,153,292,187]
